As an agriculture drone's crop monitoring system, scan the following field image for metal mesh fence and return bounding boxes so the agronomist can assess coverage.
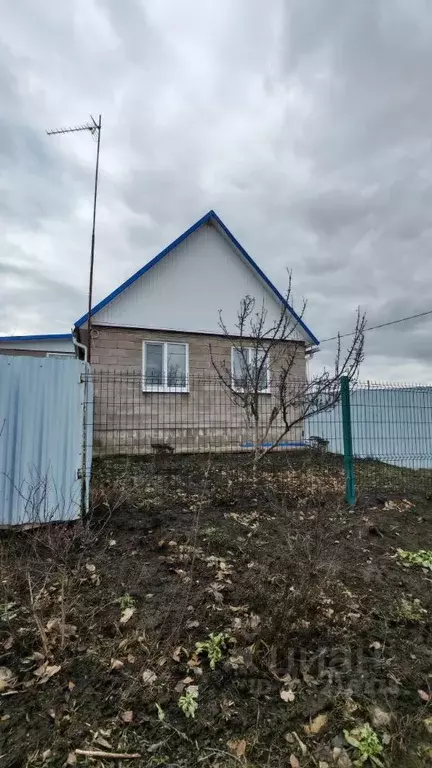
[84,372,432,500]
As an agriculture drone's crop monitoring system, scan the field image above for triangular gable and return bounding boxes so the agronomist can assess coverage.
[75,210,319,345]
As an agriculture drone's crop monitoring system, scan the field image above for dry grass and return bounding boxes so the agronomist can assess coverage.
[1,453,432,767]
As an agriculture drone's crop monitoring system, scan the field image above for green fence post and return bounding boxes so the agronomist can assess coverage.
[341,375,356,505]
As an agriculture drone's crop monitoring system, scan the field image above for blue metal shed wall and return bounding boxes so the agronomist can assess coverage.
[0,356,92,526]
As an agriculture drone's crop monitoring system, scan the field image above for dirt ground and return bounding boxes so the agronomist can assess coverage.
[1,452,432,767]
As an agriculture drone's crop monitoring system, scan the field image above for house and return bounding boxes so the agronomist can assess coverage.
[73,210,319,454]
[0,334,75,357]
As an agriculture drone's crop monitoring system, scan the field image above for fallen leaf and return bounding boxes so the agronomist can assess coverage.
[369,641,381,650]
[66,753,77,765]
[85,563,96,573]
[250,613,261,629]
[142,669,157,685]
[419,689,431,702]
[4,636,13,651]
[371,706,391,728]
[109,539,116,547]
[42,750,51,760]
[68,681,75,691]
[34,663,61,684]
[424,717,432,734]
[227,739,247,759]
[121,710,133,723]
[155,703,165,721]
[172,646,183,662]
[280,688,296,703]
[289,755,300,768]
[319,763,329,768]
[94,734,113,750]
[127,654,135,664]
[110,659,124,671]
[0,667,16,692]
[292,732,307,756]
[46,618,60,633]
[186,619,200,629]
[120,607,136,624]
[304,713,328,735]
[1,714,10,722]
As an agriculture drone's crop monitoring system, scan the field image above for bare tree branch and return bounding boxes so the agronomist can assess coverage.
[211,275,365,466]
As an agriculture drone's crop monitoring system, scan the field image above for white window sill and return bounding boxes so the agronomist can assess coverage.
[142,386,189,394]
[233,388,272,395]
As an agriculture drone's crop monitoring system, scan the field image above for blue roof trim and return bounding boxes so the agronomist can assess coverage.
[210,211,319,345]
[0,334,72,342]
[75,210,319,345]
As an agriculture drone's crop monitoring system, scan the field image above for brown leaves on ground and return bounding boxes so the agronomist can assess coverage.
[34,662,61,685]
[304,712,328,736]
[0,666,16,691]
[119,606,136,624]
[227,739,247,759]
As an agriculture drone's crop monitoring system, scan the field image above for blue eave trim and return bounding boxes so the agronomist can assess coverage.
[0,334,72,342]
[74,209,319,345]
[210,211,319,346]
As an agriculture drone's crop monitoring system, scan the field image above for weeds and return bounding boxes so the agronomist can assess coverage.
[119,593,137,612]
[178,686,199,718]
[395,597,427,621]
[344,724,384,766]
[397,549,432,569]
[195,632,230,669]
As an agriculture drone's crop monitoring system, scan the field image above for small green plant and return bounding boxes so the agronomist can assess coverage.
[0,602,18,622]
[202,525,218,537]
[178,685,199,718]
[119,593,136,611]
[396,597,427,621]
[155,703,165,722]
[344,723,384,766]
[195,632,230,669]
[397,549,432,570]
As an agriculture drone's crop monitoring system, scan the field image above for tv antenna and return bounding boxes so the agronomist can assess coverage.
[47,114,102,363]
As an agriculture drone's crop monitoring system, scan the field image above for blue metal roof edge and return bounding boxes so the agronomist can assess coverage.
[0,334,72,342]
[210,211,319,346]
[75,210,319,345]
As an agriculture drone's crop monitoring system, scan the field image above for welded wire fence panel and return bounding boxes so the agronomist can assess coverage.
[309,381,432,497]
[87,371,309,456]
[85,372,432,500]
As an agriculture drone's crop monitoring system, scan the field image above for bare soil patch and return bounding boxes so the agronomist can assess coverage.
[1,453,432,767]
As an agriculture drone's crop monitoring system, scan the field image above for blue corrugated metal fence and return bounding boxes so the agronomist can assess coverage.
[0,356,92,526]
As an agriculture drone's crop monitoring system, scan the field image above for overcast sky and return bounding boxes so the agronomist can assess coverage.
[1,0,432,381]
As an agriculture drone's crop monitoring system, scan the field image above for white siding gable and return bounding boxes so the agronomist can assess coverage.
[94,223,308,341]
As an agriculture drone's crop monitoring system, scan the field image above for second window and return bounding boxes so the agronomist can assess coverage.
[231,347,269,392]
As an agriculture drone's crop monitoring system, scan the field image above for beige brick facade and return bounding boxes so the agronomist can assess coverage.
[90,325,307,455]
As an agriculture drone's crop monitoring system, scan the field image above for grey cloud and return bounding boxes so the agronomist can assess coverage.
[1,0,432,381]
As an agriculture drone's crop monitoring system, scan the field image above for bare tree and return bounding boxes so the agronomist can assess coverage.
[210,273,365,466]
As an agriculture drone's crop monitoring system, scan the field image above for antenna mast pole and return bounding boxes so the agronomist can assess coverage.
[47,115,102,362]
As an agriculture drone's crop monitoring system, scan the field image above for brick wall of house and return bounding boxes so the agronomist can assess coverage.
[90,325,307,455]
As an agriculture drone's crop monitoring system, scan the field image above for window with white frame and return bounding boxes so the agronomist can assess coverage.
[143,341,188,391]
[231,347,270,392]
